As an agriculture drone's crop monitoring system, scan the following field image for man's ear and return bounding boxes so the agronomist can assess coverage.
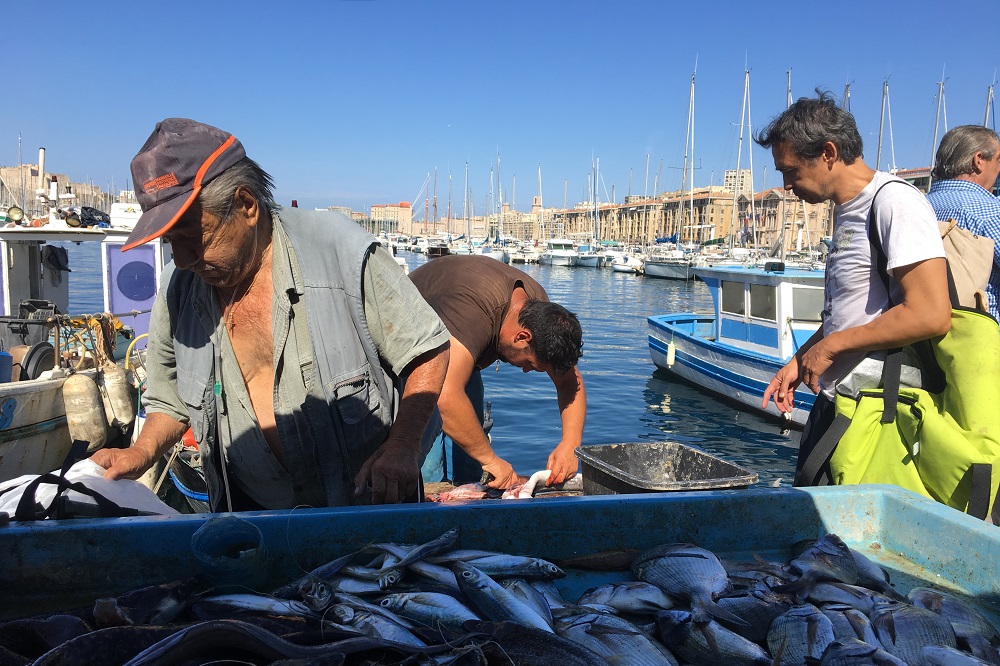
[513,328,532,346]
[822,141,839,168]
[236,187,259,227]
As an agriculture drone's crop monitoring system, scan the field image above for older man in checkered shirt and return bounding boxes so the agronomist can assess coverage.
[926,125,1000,319]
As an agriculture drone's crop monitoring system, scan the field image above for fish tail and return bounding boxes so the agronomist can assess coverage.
[691,595,751,627]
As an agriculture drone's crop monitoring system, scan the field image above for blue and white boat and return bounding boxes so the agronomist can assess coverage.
[647,263,824,426]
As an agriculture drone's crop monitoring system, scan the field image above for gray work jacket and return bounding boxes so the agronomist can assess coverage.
[159,209,397,510]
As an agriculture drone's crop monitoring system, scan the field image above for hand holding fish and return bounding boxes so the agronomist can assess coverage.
[481,455,518,490]
[546,442,579,485]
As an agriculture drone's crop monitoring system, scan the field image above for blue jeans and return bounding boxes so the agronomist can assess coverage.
[419,370,488,485]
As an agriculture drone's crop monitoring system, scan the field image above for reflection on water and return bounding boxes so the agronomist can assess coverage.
[642,371,798,487]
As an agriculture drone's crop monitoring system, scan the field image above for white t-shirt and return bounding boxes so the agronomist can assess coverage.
[820,171,945,397]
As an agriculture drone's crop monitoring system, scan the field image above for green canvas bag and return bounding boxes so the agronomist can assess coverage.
[826,307,1000,517]
[798,181,1000,520]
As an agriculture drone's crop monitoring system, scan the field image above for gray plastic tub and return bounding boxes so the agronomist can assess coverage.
[575,441,758,495]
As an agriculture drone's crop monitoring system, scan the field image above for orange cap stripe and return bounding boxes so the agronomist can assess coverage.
[194,135,237,188]
[121,134,237,251]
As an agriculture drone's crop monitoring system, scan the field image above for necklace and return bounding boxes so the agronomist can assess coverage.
[224,245,271,332]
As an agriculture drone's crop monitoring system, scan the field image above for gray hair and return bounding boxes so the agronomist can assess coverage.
[755,89,864,165]
[932,125,1000,181]
[198,156,277,221]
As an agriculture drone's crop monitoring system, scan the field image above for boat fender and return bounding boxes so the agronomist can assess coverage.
[666,341,677,367]
[98,361,135,430]
[63,371,108,453]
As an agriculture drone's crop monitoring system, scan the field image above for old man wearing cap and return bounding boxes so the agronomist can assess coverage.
[91,118,451,510]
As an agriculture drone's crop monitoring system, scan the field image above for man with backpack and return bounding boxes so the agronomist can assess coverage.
[754,91,952,485]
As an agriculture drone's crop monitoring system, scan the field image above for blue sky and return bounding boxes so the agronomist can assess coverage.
[5,1,997,217]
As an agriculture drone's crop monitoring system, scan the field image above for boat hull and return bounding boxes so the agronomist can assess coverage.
[539,253,575,266]
[647,313,814,426]
[643,260,691,280]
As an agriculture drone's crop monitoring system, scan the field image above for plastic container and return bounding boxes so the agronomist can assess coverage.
[0,351,10,383]
[574,441,758,495]
[190,515,268,591]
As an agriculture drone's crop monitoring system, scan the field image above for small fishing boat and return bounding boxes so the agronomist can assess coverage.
[647,262,823,426]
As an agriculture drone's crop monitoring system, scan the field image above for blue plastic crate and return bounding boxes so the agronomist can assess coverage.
[1,485,997,619]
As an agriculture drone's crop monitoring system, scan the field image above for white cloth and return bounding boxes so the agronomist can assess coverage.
[820,172,946,398]
[0,459,179,518]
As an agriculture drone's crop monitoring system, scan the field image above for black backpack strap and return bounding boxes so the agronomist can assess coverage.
[795,413,852,487]
[967,463,993,521]
[13,473,144,521]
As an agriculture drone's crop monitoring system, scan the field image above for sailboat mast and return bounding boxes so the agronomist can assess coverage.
[747,70,757,249]
[464,162,470,240]
[537,164,544,240]
[779,69,792,261]
[877,80,888,171]
[433,167,438,236]
[930,74,946,190]
[729,69,749,249]
[985,81,995,128]
[447,171,452,238]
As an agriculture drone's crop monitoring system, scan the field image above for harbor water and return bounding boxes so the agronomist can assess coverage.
[61,243,799,488]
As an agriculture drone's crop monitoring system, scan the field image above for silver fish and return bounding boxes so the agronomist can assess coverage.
[632,543,745,626]
[850,549,903,600]
[190,593,315,618]
[502,578,555,628]
[655,609,771,666]
[332,591,417,629]
[767,603,836,665]
[451,561,553,633]
[871,600,957,664]
[528,578,569,609]
[379,591,480,633]
[430,550,566,579]
[271,549,359,600]
[370,542,461,592]
[806,582,892,614]
[921,644,997,665]
[819,638,907,666]
[577,581,676,616]
[778,534,858,600]
[332,605,427,647]
[907,587,1000,644]
[821,603,881,647]
[370,526,461,573]
[553,606,679,666]
[715,583,792,644]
